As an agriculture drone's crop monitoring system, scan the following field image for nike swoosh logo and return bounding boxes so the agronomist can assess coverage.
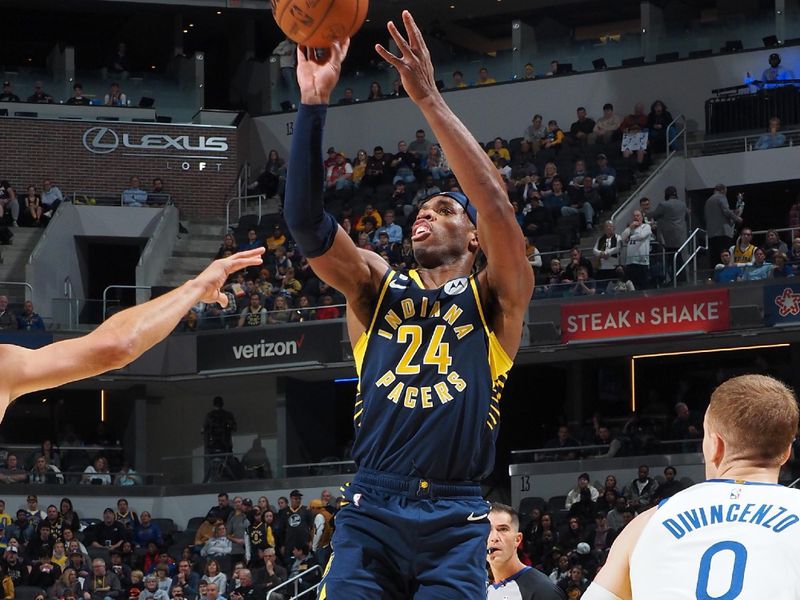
[467,512,488,521]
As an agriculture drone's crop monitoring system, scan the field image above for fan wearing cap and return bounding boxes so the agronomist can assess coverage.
[27,82,54,104]
[277,490,312,568]
[284,11,533,598]
[0,82,19,103]
[746,52,796,89]
[487,503,565,600]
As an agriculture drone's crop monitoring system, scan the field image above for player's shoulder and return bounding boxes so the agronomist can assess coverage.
[516,567,566,599]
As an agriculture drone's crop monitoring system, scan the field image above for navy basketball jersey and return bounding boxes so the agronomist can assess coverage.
[351,268,513,482]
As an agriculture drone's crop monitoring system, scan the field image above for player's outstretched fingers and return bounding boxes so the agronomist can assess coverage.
[401,10,426,54]
[386,20,413,59]
[375,44,402,69]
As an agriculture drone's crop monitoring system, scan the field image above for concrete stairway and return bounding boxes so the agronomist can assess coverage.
[158,220,226,288]
[0,226,44,305]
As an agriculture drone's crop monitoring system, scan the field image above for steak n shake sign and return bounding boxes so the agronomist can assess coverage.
[82,126,230,172]
[560,289,730,343]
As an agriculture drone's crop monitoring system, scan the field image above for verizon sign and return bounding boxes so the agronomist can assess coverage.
[197,322,344,372]
[82,126,229,158]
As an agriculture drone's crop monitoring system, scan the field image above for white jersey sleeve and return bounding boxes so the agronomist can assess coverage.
[630,480,800,600]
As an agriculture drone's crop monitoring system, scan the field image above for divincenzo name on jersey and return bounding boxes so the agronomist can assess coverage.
[662,502,800,539]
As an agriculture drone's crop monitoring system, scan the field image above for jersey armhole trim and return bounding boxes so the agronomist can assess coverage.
[354,268,395,376]
[470,276,513,381]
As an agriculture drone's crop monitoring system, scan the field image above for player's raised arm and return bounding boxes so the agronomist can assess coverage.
[375,11,533,354]
[0,248,264,418]
[284,42,387,327]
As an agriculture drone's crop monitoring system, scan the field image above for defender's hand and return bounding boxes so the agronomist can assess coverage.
[375,11,439,104]
[194,248,265,306]
[297,40,351,105]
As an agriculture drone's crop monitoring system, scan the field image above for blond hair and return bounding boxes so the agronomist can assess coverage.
[707,374,798,464]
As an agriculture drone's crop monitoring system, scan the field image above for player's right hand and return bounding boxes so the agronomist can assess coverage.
[194,248,265,306]
[296,40,351,105]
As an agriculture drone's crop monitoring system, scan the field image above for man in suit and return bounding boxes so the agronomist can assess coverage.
[650,186,689,283]
[704,183,742,270]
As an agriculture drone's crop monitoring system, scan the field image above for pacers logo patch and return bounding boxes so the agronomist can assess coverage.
[443,277,469,296]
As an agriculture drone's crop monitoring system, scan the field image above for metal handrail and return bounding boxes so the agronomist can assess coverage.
[687,127,800,149]
[283,459,356,469]
[673,228,707,287]
[511,438,703,457]
[102,285,152,321]
[0,281,33,298]
[610,154,680,224]
[665,113,688,158]
[138,205,175,268]
[225,194,266,232]
[265,564,321,600]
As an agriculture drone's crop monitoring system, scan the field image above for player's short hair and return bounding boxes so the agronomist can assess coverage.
[489,502,519,532]
[706,374,799,464]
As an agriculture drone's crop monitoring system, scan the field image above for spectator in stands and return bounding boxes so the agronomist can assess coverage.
[88,508,126,550]
[487,138,510,164]
[252,547,286,595]
[0,181,19,228]
[730,227,756,264]
[201,523,232,565]
[390,141,418,185]
[337,88,357,105]
[764,228,788,260]
[541,120,565,156]
[82,456,112,485]
[140,575,168,600]
[114,498,139,535]
[704,183,742,268]
[565,473,600,509]
[0,295,17,331]
[109,551,132,590]
[545,60,559,77]
[549,554,571,585]
[651,185,689,283]
[522,114,547,153]
[42,504,64,539]
[7,510,31,543]
[278,490,312,567]
[66,83,91,106]
[122,177,147,208]
[325,152,353,193]
[21,185,42,227]
[201,559,227,594]
[287,543,319,593]
[746,52,795,89]
[134,512,162,548]
[237,293,266,328]
[623,465,659,510]
[41,178,63,216]
[0,455,26,482]
[604,474,621,496]
[407,129,432,162]
[568,107,595,146]
[564,247,594,280]
[0,82,19,103]
[226,497,250,557]
[620,209,652,289]
[272,38,297,104]
[542,177,570,222]
[451,70,467,88]
[654,466,684,503]
[16,300,45,331]
[171,561,199,600]
[29,456,61,483]
[29,548,62,590]
[4,545,26,586]
[544,425,581,460]
[619,102,648,166]
[84,557,122,600]
[476,67,496,86]
[364,81,383,101]
[740,247,773,280]
[669,402,702,440]
[215,234,237,260]
[790,237,800,266]
[26,81,53,103]
[559,517,586,555]
[375,210,403,244]
[646,100,673,152]
[593,221,621,281]
[237,228,261,253]
[522,63,537,80]
[755,116,786,150]
[772,252,793,278]
[104,83,127,107]
[362,146,392,190]
[589,103,621,146]
[266,295,290,324]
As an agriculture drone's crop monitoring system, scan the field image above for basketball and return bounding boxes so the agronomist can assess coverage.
[272,0,369,48]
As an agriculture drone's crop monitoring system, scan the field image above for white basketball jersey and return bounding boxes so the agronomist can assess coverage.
[630,480,800,600]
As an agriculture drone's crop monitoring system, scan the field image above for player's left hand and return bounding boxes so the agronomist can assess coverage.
[194,247,265,306]
[375,11,439,104]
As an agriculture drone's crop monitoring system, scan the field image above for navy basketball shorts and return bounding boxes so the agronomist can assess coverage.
[318,468,490,599]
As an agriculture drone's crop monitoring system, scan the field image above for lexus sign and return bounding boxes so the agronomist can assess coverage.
[82,126,229,157]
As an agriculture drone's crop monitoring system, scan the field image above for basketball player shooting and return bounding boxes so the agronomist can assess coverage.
[0,249,264,418]
[584,374,800,600]
[284,10,533,598]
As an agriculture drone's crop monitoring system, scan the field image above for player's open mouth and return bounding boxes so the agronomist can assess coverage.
[411,222,431,242]
[487,547,501,555]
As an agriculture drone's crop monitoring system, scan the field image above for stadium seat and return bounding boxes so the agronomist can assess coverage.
[15,587,46,600]
[186,516,205,530]
[519,496,548,517]
[548,495,567,512]
[88,547,110,563]
[152,518,177,536]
